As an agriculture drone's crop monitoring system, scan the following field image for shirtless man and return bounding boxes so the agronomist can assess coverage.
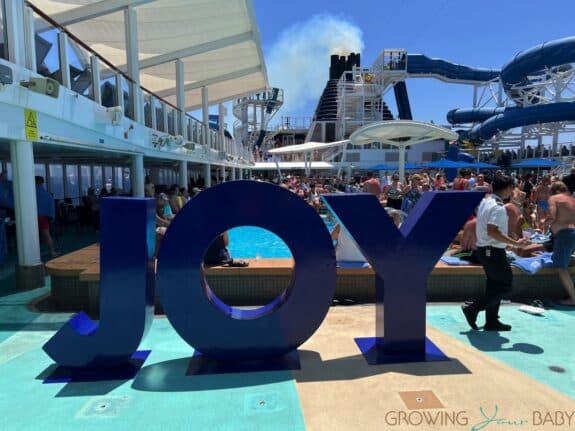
[474,174,492,193]
[533,175,551,230]
[362,172,381,196]
[547,181,575,305]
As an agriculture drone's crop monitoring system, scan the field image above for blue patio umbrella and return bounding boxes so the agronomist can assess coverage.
[368,164,394,171]
[468,161,498,169]
[423,159,474,169]
[511,158,561,169]
[369,162,422,171]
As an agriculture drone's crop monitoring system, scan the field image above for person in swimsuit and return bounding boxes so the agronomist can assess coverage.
[383,174,403,210]
[533,175,551,230]
[547,181,575,305]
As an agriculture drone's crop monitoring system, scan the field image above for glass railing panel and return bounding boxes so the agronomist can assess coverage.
[167,107,175,136]
[99,61,117,108]
[33,12,61,82]
[67,37,93,100]
[142,90,153,128]
[121,75,133,120]
[154,99,165,132]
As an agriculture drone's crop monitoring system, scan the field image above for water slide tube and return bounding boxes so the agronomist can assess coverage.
[406,54,500,83]
[447,37,575,141]
[394,55,498,121]
[466,102,575,142]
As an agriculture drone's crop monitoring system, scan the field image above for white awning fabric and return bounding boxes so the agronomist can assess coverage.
[253,161,335,170]
[267,140,349,154]
[29,0,268,110]
[350,120,458,147]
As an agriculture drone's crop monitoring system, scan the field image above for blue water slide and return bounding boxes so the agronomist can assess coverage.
[393,81,413,120]
[406,54,500,83]
[448,37,575,142]
[500,36,575,92]
[467,102,575,142]
[447,107,507,125]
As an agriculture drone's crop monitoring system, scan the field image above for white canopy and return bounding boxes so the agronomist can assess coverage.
[29,0,268,110]
[267,140,349,154]
[350,120,458,147]
[253,161,335,170]
[350,120,458,180]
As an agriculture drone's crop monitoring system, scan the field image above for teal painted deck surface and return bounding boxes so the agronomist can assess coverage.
[0,287,305,431]
[428,304,575,399]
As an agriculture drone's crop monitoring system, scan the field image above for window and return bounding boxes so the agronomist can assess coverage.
[114,167,123,190]
[80,165,91,196]
[93,166,103,192]
[122,167,131,193]
[65,165,79,204]
[104,167,113,192]
[35,164,46,179]
[48,164,64,199]
[0,0,7,60]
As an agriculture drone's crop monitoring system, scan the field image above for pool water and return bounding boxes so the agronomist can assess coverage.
[227,217,334,259]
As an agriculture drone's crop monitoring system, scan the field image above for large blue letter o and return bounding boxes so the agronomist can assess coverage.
[157,181,336,360]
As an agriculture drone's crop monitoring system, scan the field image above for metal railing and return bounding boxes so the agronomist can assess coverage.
[27,2,248,163]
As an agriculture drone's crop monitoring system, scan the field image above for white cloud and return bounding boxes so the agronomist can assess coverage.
[266,14,364,115]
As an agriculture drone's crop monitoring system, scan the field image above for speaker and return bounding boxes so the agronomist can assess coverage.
[21,77,60,98]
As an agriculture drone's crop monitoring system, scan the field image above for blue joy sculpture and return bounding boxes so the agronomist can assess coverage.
[43,182,482,372]
[157,180,337,361]
[322,191,483,363]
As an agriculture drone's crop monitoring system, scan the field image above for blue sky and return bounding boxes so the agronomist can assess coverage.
[253,0,575,125]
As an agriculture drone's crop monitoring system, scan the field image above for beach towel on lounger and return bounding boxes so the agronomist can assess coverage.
[510,252,554,274]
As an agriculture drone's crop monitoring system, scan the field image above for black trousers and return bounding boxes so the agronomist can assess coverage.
[468,246,513,324]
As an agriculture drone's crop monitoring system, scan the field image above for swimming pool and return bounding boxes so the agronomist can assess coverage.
[227,217,334,259]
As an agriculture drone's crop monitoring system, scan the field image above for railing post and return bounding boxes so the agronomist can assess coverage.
[58,33,71,88]
[90,55,101,104]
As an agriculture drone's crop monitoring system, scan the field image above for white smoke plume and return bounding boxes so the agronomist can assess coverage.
[266,14,364,115]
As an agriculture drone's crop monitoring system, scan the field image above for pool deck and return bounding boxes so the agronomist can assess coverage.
[44,244,574,316]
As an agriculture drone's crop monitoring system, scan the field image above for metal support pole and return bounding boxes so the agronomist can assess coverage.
[398,145,406,183]
[10,140,44,289]
[204,163,211,188]
[176,59,187,139]
[150,97,157,131]
[5,0,26,66]
[58,33,71,89]
[202,86,210,149]
[24,6,36,71]
[124,5,142,123]
[131,154,144,197]
[219,103,226,153]
[115,74,124,113]
[90,55,101,104]
[179,161,188,189]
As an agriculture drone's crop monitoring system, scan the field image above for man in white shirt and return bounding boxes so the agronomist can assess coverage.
[462,175,528,331]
